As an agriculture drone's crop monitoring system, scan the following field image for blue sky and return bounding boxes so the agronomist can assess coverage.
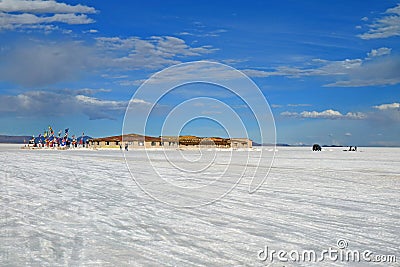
[0,0,399,146]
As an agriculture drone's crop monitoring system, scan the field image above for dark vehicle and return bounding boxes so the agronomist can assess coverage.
[312,144,321,151]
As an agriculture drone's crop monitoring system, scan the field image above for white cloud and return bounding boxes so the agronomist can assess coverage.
[324,54,400,87]
[84,29,98,33]
[367,47,391,59]
[151,36,215,57]
[345,132,352,136]
[241,69,278,78]
[287,103,312,107]
[358,4,400,39]
[95,36,217,70]
[242,58,364,78]
[0,0,96,31]
[0,41,94,87]
[243,48,400,87]
[56,88,112,96]
[0,36,216,87]
[269,103,312,108]
[177,31,191,36]
[75,95,128,119]
[118,80,144,86]
[271,104,282,108]
[373,102,400,110]
[130,61,245,87]
[281,104,400,124]
[281,109,367,120]
[0,0,96,14]
[221,58,247,65]
[369,103,400,123]
[0,12,94,30]
[129,98,152,106]
[0,89,153,120]
[75,95,126,109]
[176,29,227,38]
[280,111,299,117]
[95,36,216,56]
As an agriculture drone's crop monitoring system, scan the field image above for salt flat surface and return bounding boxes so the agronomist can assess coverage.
[1,145,399,266]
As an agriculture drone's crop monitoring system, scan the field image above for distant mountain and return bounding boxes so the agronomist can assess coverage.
[0,135,31,144]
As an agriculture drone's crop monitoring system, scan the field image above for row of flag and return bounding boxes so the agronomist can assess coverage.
[32,125,85,144]
[40,126,69,138]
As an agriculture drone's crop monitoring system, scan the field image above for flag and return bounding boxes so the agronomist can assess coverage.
[65,128,69,134]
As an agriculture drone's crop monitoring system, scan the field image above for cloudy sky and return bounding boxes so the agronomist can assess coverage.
[0,0,399,146]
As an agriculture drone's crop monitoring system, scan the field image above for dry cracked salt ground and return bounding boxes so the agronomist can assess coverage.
[0,144,399,266]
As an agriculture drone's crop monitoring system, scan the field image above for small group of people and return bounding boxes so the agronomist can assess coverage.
[347,146,357,151]
[120,143,129,151]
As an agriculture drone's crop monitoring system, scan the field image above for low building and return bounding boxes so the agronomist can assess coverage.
[90,134,163,149]
[161,136,180,148]
[91,135,122,149]
[230,138,253,149]
[90,134,252,149]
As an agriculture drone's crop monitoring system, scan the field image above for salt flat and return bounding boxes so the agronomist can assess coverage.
[1,145,399,266]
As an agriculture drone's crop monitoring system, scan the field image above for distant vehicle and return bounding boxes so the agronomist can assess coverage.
[343,146,357,151]
[312,144,322,151]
